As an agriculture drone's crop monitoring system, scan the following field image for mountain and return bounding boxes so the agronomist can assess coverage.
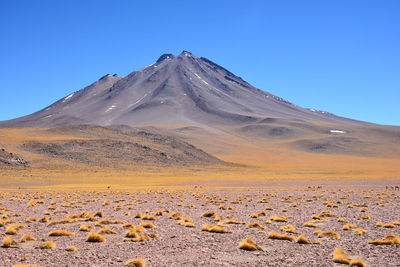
[0,51,366,128]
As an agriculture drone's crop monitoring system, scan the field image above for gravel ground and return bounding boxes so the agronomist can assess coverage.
[0,187,399,267]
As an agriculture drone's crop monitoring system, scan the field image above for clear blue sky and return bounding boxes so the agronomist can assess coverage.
[1,0,399,125]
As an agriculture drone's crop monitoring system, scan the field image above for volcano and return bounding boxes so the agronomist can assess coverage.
[0,51,366,128]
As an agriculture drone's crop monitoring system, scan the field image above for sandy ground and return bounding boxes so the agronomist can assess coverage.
[0,186,399,267]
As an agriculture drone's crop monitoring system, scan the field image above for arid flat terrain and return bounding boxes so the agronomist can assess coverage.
[0,186,399,267]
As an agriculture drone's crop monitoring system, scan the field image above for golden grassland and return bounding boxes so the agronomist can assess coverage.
[1,127,399,190]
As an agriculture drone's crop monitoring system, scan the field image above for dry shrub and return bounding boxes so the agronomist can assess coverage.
[169,212,182,220]
[270,216,288,222]
[332,248,350,264]
[141,215,156,221]
[280,224,297,233]
[135,212,143,219]
[86,232,106,242]
[155,210,164,216]
[125,229,140,238]
[124,258,146,267]
[343,223,357,230]
[267,231,294,241]
[313,230,340,240]
[40,241,56,249]
[66,246,77,252]
[202,211,216,217]
[337,217,347,223]
[2,236,17,248]
[79,224,92,232]
[178,219,195,228]
[48,230,75,236]
[368,233,400,245]
[140,222,155,229]
[20,233,36,243]
[247,222,265,229]
[202,224,233,233]
[5,223,25,235]
[239,237,263,251]
[296,234,313,244]
[122,223,135,229]
[225,219,245,224]
[94,211,104,217]
[98,227,117,234]
[353,228,367,235]
[303,220,323,228]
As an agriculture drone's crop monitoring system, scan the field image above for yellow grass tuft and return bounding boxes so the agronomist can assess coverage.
[98,227,117,234]
[202,211,216,217]
[332,248,350,264]
[66,246,77,252]
[280,224,297,233]
[141,214,156,221]
[313,230,340,240]
[239,237,263,251]
[40,240,56,249]
[270,216,288,222]
[20,233,36,243]
[140,222,155,229]
[267,230,295,241]
[86,232,106,242]
[79,224,92,232]
[5,223,25,235]
[225,219,245,224]
[368,233,400,245]
[353,227,367,235]
[247,222,265,229]
[2,236,17,248]
[178,219,195,227]
[48,230,75,236]
[124,258,146,267]
[343,223,357,230]
[296,234,313,244]
[201,223,233,233]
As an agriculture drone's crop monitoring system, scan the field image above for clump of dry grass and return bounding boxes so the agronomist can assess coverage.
[270,216,288,222]
[332,248,350,264]
[124,258,146,267]
[79,224,92,232]
[303,220,323,228]
[86,232,106,242]
[48,230,75,236]
[5,223,25,235]
[178,218,195,228]
[155,210,164,216]
[169,212,182,220]
[343,223,357,230]
[202,224,233,233]
[98,227,117,235]
[40,240,56,249]
[135,212,143,219]
[267,231,295,241]
[202,211,216,217]
[247,222,265,229]
[141,214,156,221]
[125,229,140,238]
[368,233,400,245]
[140,222,155,229]
[66,246,77,252]
[20,233,36,243]
[353,227,367,235]
[337,217,347,223]
[280,224,297,233]
[2,236,17,248]
[239,237,263,251]
[313,230,340,240]
[296,234,313,244]
[225,219,245,224]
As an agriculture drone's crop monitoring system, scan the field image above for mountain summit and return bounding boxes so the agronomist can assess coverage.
[1,51,364,127]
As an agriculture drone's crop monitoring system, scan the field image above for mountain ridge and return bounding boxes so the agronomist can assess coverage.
[0,51,369,128]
